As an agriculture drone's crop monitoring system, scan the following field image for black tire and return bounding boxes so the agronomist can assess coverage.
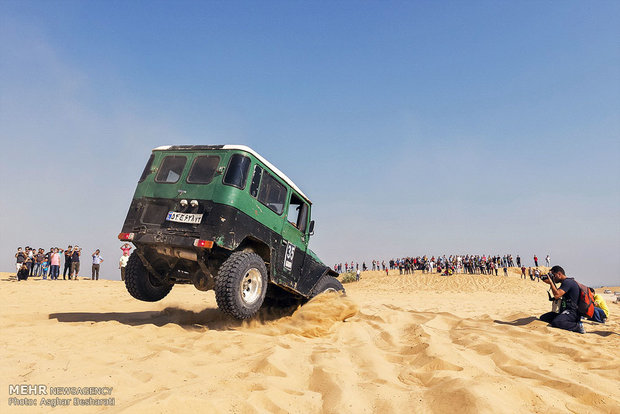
[125,252,173,302]
[311,275,345,297]
[215,251,268,320]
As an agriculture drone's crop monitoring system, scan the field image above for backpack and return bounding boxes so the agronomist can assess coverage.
[574,280,595,318]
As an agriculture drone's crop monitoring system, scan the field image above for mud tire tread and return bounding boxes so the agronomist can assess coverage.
[125,252,173,302]
[311,275,345,297]
[215,251,267,320]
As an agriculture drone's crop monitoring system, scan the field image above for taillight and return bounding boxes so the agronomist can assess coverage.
[118,232,135,241]
[194,239,214,248]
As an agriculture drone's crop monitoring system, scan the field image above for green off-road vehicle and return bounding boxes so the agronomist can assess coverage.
[119,145,343,319]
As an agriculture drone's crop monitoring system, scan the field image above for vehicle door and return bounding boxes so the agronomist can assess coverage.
[278,192,309,286]
[247,166,289,282]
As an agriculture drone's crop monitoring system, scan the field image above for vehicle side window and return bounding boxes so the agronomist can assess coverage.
[187,155,220,184]
[155,156,187,183]
[287,193,308,233]
[257,171,287,215]
[139,154,155,182]
[223,154,251,189]
[249,165,263,197]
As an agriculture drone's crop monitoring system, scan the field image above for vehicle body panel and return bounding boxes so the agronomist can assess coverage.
[120,145,335,298]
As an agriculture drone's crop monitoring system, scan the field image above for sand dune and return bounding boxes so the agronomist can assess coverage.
[1,270,618,413]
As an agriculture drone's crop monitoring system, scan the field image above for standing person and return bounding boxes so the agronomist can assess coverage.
[27,247,35,276]
[521,266,526,279]
[534,255,539,267]
[356,268,361,281]
[34,248,45,277]
[119,252,129,281]
[50,248,61,280]
[71,246,81,280]
[546,255,550,267]
[120,243,132,256]
[44,248,53,278]
[534,268,540,282]
[24,248,33,276]
[15,247,26,274]
[503,265,508,277]
[32,249,40,276]
[63,246,73,280]
[516,255,521,267]
[41,260,49,280]
[539,266,585,334]
[91,249,104,280]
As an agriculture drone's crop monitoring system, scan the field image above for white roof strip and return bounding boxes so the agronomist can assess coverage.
[151,144,311,203]
[223,145,311,203]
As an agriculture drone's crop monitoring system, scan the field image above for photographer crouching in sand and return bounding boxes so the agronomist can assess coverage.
[539,265,585,334]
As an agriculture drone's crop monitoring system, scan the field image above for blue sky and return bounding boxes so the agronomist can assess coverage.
[1,1,619,286]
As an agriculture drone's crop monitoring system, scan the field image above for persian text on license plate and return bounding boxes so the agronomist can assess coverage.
[166,212,203,224]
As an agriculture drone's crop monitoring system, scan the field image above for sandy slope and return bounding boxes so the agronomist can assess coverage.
[1,270,618,414]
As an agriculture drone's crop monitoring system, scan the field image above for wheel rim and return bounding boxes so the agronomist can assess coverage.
[240,268,263,305]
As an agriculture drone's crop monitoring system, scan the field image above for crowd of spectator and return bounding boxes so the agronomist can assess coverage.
[13,244,130,281]
[334,254,550,278]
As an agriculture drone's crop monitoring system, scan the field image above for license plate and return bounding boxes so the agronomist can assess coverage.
[166,212,203,224]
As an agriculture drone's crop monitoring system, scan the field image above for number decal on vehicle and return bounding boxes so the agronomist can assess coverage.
[284,242,296,271]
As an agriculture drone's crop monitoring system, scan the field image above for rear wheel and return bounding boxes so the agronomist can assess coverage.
[215,251,268,319]
[311,275,345,297]
[125,252,173,302]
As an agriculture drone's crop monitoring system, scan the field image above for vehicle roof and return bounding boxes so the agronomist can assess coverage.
[153,144,311,203]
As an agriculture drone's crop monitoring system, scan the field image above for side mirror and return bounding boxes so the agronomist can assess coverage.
[309,220,315,236]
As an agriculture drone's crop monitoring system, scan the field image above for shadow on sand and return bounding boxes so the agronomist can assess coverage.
[493,317,618,337]
[49,305,298,331]
[493,316,539,326]
[586,330,619,337]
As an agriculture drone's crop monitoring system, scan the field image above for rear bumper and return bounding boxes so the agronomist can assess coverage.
[132,232,197,249]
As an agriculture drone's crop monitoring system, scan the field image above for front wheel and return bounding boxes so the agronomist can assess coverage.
[125,252,173,302]
[311,275,345,298]
[215,252,268,320]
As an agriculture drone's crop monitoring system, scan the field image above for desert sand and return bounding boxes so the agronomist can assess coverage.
[1,269,619,414]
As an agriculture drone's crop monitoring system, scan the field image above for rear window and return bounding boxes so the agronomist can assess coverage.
[155,156,187,183]
[187,155,220,184]
[257,171,287,215]
[223,154,251,189]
